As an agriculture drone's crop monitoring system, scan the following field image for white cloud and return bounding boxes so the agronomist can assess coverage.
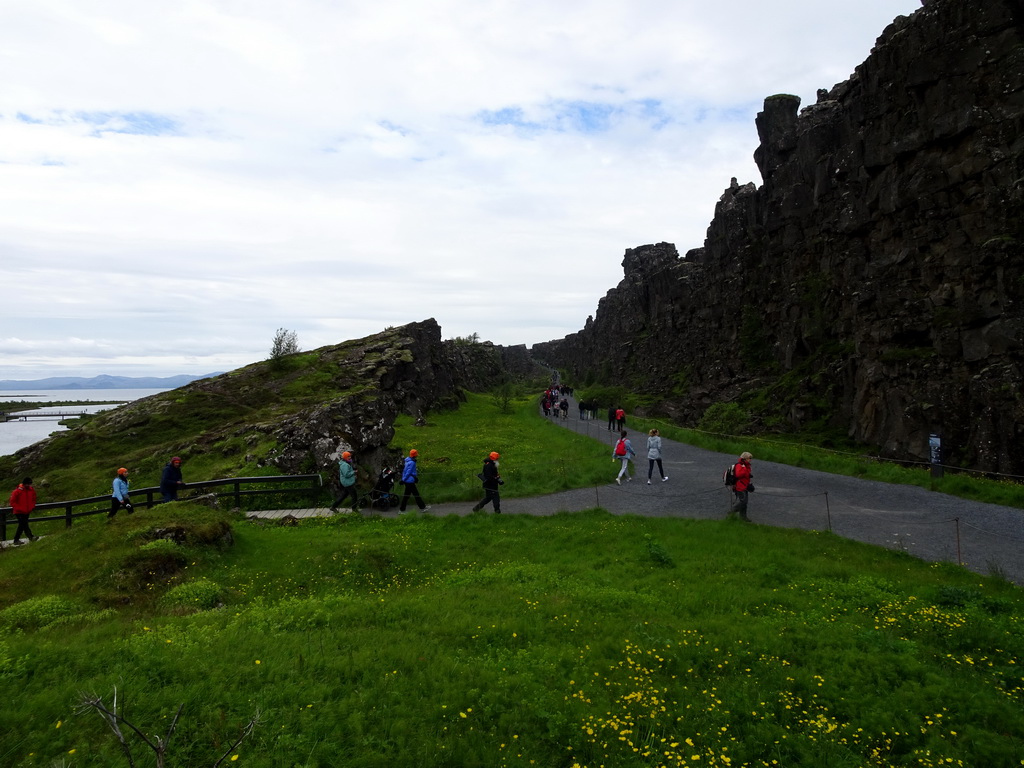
[0,0,922,378]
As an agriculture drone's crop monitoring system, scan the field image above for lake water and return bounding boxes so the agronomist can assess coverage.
[0,389,168,457]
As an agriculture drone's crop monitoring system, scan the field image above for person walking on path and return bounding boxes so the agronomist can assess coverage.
[615,407,626,431]
[471,451,503,513]
[646,429,668,484]
[9,477,38,544]
[399,449,431,512]
[612,431,636,484]
[559,398,569,420]
[331,451,360,512]
[159,456,185,502]
[607,406,616,431]
[109,467,133,518]
[729,451,754,521]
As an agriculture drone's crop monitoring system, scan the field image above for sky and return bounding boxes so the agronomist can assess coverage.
[0,0,922,379]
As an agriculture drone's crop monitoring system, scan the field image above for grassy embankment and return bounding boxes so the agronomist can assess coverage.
[0,392,1022,767]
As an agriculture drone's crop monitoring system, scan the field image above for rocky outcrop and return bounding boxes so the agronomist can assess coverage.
[533,0,1024,474]
[9,319,536,486]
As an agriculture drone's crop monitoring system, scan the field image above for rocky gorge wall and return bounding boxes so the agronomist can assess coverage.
[532,0,1024,475]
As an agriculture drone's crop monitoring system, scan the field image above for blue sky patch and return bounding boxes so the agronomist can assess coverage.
[75,111,181,136]
[477,98,672,134]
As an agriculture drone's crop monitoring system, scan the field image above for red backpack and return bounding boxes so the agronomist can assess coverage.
[614,439,627,457]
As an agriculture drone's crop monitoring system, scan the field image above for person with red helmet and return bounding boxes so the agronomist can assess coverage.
[471,451,503,514]
[330,450,360,513]
[399,449,430,513]
[160,456,185,503]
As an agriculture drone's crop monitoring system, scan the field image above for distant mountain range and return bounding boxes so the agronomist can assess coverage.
[0,373,221,390]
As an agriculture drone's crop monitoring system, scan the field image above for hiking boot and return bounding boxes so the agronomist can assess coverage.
[12,539,22,545]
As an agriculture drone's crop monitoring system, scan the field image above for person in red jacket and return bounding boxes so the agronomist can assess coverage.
[730,452,754,521]
[9,476,38,544]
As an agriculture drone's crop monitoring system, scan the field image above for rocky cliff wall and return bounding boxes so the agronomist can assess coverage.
[533,0,1024,474]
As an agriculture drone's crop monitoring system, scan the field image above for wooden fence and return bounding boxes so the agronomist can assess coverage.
[0,474,323,541]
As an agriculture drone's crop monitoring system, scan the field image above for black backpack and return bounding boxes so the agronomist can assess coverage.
[723,464,737,486]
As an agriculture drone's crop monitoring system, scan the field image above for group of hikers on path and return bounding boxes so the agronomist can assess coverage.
[329,447,503,515]
[5,389,756,543]
[4,455,189,545]
[550,388,757,521]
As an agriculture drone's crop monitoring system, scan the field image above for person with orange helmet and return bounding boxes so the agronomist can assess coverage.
[109,467,133,518]
[399,449,430,512]
[330,450,360,513]
[471,451,503,514]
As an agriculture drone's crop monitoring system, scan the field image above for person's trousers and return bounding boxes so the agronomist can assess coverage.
[731,491,749,519]
[332,484,359,509]
[473,488,501,513]
[13,514,33,540]
[109,499,133,517]
[617,458,631,480]
[648,458,665,479]
[399,482,426,511]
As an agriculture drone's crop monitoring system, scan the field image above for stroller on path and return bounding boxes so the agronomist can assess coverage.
[361,467,401,511]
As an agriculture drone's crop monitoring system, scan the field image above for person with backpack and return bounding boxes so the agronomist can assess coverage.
[9,477,38,544]
[728,451,754,521]
[471,451,503,513]
[647,429,668,484]
[331,451,360,512]
[612,430,636,484]
[399,449,431,513]
[615,407,626,430]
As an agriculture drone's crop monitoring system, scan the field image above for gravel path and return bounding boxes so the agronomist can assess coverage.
[417,398,1024,586]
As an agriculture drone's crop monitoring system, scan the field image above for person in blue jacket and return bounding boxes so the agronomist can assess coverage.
[399,449,430,512]
[109,467,134,518]
[331,451,360,512]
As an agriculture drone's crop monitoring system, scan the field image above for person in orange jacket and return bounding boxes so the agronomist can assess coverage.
[9,477,38,544]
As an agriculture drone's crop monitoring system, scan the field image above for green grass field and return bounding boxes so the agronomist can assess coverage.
[1,394,1022,768]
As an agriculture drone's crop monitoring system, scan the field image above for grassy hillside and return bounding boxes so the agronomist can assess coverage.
[1,394,1022,767]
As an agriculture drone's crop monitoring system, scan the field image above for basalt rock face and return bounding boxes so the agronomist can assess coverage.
[253,320,526,475]
[533,0,1024,474]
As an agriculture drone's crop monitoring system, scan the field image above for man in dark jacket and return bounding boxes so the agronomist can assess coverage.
[471,451,503,513]
[160,457,185,502]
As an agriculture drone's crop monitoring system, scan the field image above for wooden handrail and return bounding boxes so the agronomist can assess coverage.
[0,474,323,541]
